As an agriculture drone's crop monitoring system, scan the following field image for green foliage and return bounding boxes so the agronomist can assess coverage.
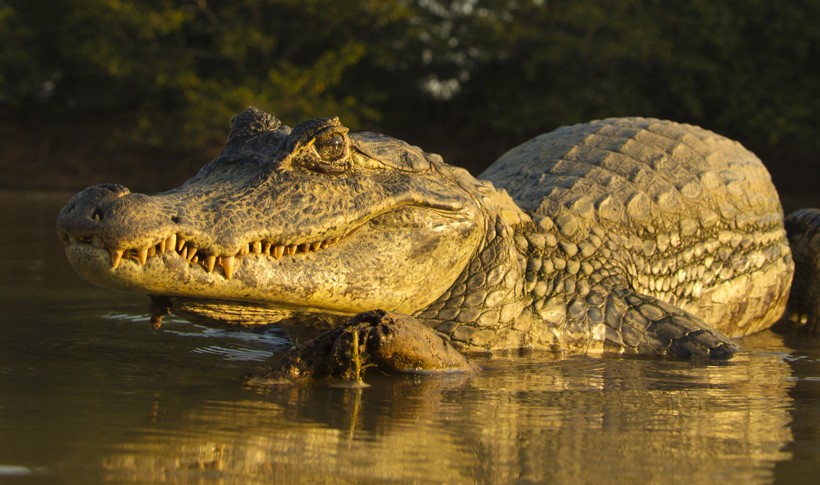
[1,0,818,171]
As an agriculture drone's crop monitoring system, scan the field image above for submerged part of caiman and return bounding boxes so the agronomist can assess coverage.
[57,108,819,380]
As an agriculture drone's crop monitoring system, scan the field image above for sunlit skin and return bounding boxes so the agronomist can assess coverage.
[57,108,819,378]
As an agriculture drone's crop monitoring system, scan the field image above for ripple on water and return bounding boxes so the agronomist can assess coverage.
[100,311,291,360]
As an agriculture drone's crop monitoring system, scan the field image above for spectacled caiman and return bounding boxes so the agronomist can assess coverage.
[56,108,819,382]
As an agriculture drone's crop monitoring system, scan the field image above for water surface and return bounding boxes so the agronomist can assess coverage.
[1,191,819,484]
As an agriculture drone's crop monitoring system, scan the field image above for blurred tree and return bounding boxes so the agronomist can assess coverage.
[389,0,820,172]
[0,0,817,194]
[0,0,413,151]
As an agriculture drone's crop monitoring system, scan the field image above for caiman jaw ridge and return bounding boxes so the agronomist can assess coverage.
[58,230,346,280]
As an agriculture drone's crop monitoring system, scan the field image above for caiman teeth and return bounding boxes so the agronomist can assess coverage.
[221,255,235,280]
[273,245,285,260]
[204,254,216,273]
[166,234,177,253]
[69,230,345,278]
[110,249,123,269]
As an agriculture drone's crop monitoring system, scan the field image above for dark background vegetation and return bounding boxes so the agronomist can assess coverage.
[1,0,817,208]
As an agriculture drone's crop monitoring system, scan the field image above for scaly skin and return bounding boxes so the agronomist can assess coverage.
[57,108,818,379]
[784,208,820,333]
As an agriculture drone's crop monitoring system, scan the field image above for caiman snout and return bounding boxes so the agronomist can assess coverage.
[58,183,130,223]
[56,183,169,250]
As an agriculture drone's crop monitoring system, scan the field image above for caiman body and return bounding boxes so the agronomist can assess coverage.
[57,108,819,377]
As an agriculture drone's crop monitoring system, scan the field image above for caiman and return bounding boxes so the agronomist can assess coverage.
[56,108,820,381]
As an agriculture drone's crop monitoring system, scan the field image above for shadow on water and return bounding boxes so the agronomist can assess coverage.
[1,191,819,484]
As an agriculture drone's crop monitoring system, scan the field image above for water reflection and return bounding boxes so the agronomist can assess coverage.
[45,336,792,484]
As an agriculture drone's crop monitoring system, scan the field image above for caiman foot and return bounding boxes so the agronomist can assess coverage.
[601,289,739,359]
[255,310,479,384]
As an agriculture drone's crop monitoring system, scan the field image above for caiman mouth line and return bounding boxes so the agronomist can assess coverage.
[57,230,346,280]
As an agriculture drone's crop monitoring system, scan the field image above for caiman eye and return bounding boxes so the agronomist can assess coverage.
[314,132,347,161]
[288,118,351,174]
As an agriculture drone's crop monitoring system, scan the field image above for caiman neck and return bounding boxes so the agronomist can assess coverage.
[413,184,539,350]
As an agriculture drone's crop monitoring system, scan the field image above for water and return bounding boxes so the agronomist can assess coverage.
[1,191,819,484]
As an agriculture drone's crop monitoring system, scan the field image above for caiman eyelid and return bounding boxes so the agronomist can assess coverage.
[351,151,389,170]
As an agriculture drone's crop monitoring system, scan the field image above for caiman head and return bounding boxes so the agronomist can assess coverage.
[56,108,491,334]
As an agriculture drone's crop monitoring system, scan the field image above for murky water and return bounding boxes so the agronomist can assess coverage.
[1,191,819,484]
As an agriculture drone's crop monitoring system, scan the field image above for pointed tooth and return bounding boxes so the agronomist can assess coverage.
[166,234,177,253]
[221,255,235,280]
[187,246,198,261]
[110,249,123,269]
[180,246,188,260]
[239,245,249,256]
[262,242,271,255]
[273,245,285,259]
[311,241,321,251]
[137,248,148,266]
[252,241,262,254]
[205,254,216,273]
[158,239,166,253]
[191,255,198,264]
[148,246,156,258]
[177,236,186,252]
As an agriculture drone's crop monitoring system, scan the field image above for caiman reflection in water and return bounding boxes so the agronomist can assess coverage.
[55,332,792,484]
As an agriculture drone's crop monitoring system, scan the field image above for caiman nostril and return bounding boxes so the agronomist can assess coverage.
[92,183,131,198]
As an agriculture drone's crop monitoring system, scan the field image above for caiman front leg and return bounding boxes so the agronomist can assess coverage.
[258,310,479,384]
